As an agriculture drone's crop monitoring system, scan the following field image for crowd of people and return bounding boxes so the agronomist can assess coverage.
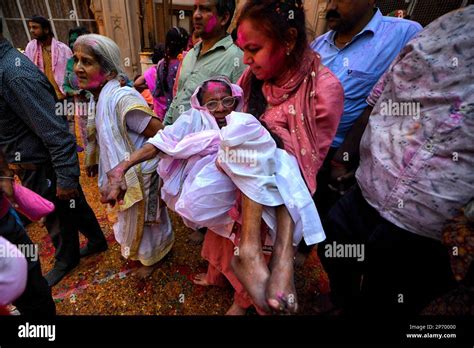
[0,0,472,317]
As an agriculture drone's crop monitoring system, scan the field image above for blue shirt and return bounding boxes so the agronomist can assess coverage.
[311,9,422,147]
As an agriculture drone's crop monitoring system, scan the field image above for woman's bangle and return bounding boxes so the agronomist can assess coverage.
[330,160,347,168]
[0,176,14,180]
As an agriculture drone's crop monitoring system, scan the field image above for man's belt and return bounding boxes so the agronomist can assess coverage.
[8,163,38,171]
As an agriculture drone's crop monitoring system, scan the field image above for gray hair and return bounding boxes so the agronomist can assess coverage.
[74,34,124,76]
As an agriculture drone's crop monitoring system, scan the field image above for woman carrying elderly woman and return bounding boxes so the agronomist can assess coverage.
[72,34,175,277]
[101,0,344,314]
[227,0,343,314]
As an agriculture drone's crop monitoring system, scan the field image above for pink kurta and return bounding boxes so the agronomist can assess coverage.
[24,38,72,96]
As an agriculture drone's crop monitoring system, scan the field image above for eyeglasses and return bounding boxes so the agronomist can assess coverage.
[204,96,236,112]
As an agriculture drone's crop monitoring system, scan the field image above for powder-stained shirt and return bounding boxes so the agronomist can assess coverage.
[311,8,422,147]
[0,39,79,189]
[164,35,245,125]
[24,37,72,97]
[356,6,474,241]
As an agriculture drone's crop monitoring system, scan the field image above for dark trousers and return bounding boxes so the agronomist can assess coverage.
[0,210,56,317]
[14,163,106,271]
[318,185,457,316]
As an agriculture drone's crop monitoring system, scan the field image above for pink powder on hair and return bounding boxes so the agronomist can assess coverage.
[205,81,226,93]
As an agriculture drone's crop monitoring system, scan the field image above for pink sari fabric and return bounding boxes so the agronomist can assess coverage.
[143,66,160,113]
[238,49,344,195]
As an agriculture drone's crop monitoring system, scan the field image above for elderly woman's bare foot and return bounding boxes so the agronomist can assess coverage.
[225,301,247,315]
[193,273,210,286]
[266,256,298,314]
[188,230,205,245]
[133,264,159,279]
[231,247,271,314]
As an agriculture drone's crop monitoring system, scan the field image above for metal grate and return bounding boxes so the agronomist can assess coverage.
[410,0,465,26]
[377,0,413,15]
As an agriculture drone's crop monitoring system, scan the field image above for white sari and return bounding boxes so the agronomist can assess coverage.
[95,80,174,266]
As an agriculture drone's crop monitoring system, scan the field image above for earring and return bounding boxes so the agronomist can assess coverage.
[286,49,291,56]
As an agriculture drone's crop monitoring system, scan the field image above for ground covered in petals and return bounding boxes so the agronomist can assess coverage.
[26,152,330,315]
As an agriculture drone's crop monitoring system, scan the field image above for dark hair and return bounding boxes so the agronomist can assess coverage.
[231,27,238,43]
[29,15,53,36]
[0,17,3,34]
[215,0,236,31]
[68,26,90,46]
[152,43,165,64]
[197,79,232,106]
[237,0,307,119]
[156,27,189,96]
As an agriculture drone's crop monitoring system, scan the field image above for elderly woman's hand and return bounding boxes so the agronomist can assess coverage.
[100,166,127,206]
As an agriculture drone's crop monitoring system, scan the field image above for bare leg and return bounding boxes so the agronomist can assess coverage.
[231,194,271,313]
[266,205,298,314]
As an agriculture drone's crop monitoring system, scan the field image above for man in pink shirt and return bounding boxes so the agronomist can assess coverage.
[24,15,72,101]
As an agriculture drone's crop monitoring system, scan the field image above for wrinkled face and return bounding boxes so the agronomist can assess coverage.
[325,0,374,33]
[237,19,287,82]
[201,82,235,127]
[73,44,108,91]
[28,22,48,41]
[193,0,227,39]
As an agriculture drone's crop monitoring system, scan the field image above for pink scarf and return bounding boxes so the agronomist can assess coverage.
[239,49,344,194]
[24,38,72,95]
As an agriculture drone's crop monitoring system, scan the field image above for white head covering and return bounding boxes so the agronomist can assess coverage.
[190,75,244,113]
